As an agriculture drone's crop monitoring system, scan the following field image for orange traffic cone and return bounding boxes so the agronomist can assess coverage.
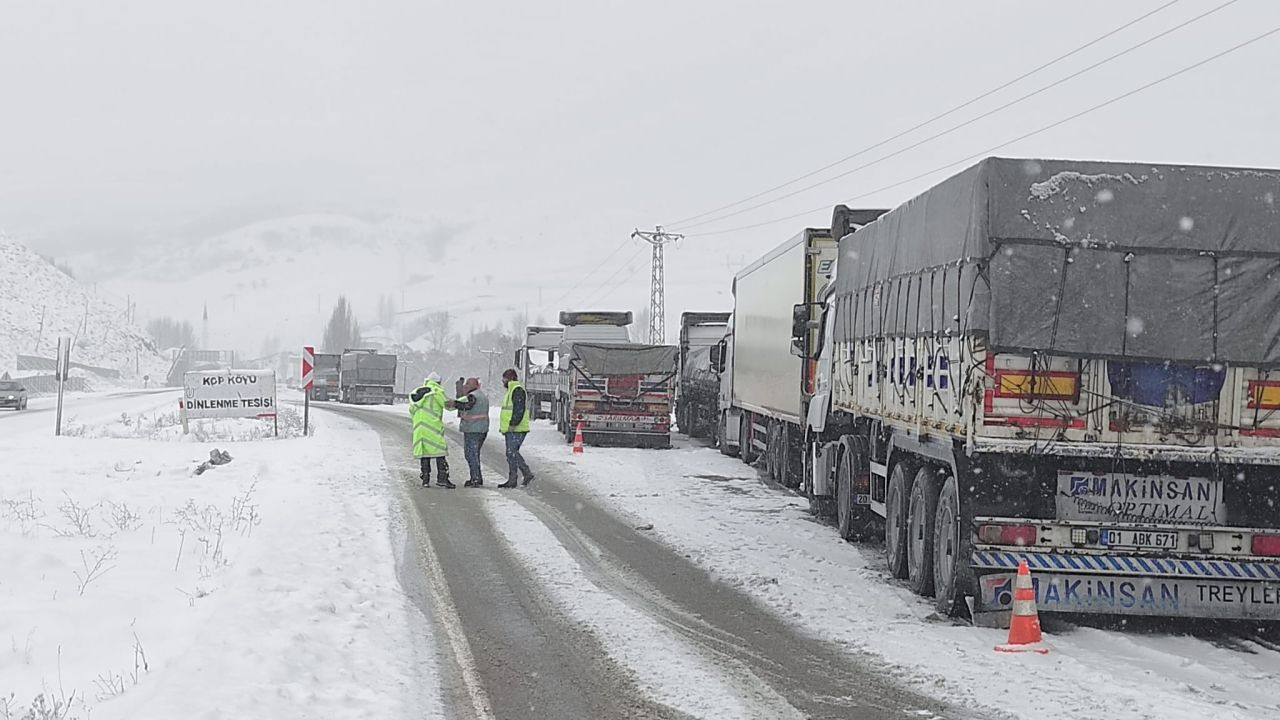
[994,559,1050,655]
[572,421,585,455]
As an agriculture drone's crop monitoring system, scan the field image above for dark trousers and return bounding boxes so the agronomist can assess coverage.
[504,431,532,480]
[419,456,449,482]
[463,432,487,481]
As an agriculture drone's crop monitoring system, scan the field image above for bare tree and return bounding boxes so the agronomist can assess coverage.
[321,296,361,352]
[421,311,453,353]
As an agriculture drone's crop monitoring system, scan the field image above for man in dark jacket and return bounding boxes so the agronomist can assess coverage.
[498,368,534,488]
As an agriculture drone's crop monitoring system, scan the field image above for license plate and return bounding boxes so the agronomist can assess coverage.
[583,414,658,425]
[1100,529,1178,550]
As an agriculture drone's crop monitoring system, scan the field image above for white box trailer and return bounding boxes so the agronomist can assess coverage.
[714,208,886,486]
[797,157,1280,622]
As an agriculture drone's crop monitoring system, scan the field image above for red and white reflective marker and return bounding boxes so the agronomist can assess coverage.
[302,346,315,391]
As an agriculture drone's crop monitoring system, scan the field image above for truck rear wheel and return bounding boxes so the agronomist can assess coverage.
[740,413,760,465]
[762,422,773,479]
[907,466,940,597]
[885,462,912,579]
[932,474,969,617]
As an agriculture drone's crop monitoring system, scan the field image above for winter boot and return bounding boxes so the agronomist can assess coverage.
[521,473,535,487]
[436,476,456,489]
[498,476,518,489]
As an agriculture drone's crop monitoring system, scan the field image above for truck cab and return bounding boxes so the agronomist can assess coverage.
[517,325,565,420]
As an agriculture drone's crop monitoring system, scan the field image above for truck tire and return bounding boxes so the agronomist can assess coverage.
[740,413,760,465]
[773,425,793,486]
[906,466,940,597]
[835,448,857,540]
[836,438,873,540]
[932,474,969,617]
[764,422,780,481]
[885,462,912,579]
[717,413,738,457]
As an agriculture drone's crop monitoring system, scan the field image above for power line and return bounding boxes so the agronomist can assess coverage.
[578,245,648,308]
[542,236,632,312]
[687,23,1280,239]
[673,0,1237,232]
[663,0,1183,229]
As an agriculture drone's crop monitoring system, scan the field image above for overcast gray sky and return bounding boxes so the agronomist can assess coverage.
[2,0,1278,276]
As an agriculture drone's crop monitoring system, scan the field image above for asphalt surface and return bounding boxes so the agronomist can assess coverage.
[330,404,967,720]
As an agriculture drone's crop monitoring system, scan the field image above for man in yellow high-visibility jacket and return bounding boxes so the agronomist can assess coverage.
[410,372,454,488]
[498,368,534,489]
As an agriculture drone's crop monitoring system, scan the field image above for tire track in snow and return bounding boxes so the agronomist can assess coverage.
[482,491,806,720]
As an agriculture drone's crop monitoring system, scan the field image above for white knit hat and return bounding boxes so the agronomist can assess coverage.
[426,372,441,383]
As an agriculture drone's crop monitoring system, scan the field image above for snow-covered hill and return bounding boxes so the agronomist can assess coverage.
[79,213,744,355]
[0,236,169,383]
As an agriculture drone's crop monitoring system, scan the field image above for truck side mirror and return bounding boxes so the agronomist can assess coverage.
[791,303,809,341]
[514,349,522,366]
[710,341,725,373]
[790,303,820,359]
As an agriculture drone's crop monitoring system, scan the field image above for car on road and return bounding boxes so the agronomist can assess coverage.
[0,381,28,410]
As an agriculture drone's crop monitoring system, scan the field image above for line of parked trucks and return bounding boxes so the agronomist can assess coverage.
[532,156,1280,625]
[308,349,397,405]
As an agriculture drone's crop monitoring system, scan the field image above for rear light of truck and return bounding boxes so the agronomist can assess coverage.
[994,370,1080,402]
[977,524,1037,547]
[1251,534,1280,557]
[1247,381,1280,410]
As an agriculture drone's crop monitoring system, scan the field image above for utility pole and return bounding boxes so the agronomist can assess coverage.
[479,348,504,388]
[631,226,683,344]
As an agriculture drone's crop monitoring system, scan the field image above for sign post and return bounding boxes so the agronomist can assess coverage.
[301,346,314,437]
[54,336,70,436]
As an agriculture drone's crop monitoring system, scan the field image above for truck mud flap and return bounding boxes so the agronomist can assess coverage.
[977,571,1280,620]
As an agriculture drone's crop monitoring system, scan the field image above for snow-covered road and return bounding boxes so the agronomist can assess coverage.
[334,402,956,720]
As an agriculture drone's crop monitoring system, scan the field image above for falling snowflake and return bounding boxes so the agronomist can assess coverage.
[1126,317,1145,335]
[1179,216,1195,232]
[1096,188,1115,204]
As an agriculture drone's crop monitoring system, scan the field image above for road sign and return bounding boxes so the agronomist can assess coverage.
[182,369,277,420]
[302,346,315,391]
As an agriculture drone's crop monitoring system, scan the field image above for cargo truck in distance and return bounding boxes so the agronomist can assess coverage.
[338,349,396,405]
[676,312,730,439]
[720,157,1280,623]
[551,311,677,448]
[517,325,564,420]
[309,352,341,401]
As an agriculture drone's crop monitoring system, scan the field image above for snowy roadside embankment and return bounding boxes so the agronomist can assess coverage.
[0,406,442,719]
[522,427,1280,720]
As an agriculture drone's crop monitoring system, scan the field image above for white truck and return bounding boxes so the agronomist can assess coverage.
[713,207,886,487]
[517,325,564,420]
[789,158,1280,621]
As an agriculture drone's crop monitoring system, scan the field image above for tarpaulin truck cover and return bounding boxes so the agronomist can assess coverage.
[571,343,678,377]
[831,157,1280,366]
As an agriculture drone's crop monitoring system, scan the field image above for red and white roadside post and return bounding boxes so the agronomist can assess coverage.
[301,346,315,437]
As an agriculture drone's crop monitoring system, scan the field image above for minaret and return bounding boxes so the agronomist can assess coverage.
[201,303,209,349]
